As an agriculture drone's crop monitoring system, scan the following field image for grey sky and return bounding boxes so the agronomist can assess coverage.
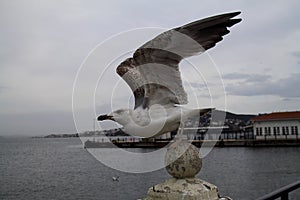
[1,1,300,136]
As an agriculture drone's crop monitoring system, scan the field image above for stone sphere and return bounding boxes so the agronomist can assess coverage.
[165,140,202,178]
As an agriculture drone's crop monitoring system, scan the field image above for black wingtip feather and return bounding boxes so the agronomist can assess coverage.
[227,18,242,27]
[227,11,241,17]
[177,11,242,34]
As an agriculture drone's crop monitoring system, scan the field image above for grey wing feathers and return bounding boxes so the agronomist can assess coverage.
[116,58,145,108]
[116,11,241,109]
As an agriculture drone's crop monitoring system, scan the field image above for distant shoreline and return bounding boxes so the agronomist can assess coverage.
[32,133,79,138]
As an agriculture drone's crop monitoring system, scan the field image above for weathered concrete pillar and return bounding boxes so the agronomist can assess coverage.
[143,140,231,200]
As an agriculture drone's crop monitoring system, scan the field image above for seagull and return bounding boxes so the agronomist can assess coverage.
[98,12,242,138]
[112,176,119,181]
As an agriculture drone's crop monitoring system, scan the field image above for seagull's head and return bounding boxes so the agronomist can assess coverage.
[97,109,130,125]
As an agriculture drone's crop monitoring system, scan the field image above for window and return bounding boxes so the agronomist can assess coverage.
[259,127,263,136]
[273,127,277,135]
[263,127,271,135]
[286,127,289,135]
[277,127,280,134]
[291,126,298,135]
[265,127,268,135]
[256,127,263,136]
[282,127,286,135]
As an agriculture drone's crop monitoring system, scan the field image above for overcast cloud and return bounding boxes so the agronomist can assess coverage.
[0,0,300,136]
[224,72,300,98]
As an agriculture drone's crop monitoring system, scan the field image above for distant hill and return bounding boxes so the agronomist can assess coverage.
[209,110,256,132]
[216,110,256,122]
[44,133,79,138]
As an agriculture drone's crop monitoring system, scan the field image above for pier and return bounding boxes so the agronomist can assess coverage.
[84,138,300,148]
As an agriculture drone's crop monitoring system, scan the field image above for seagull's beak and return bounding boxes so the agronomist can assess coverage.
[97,114,114,121]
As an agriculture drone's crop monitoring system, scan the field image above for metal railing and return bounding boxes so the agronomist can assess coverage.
[256,180,300,200]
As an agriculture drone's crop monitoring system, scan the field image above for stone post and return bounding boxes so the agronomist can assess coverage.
[143,140,231,200]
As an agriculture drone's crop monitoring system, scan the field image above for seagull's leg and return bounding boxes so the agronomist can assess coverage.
[178,122,184,141]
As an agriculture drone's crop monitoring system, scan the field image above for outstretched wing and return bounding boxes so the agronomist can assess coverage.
[117,11,241,109]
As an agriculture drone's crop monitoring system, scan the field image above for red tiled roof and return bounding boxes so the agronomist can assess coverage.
[251,111,300,122]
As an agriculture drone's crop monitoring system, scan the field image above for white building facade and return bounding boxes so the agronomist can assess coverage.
[252,111,300,140]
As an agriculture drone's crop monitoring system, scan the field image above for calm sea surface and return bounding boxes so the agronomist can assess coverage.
[0,137,299,200]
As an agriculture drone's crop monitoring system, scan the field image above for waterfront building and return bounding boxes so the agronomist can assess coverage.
[251,111,300,139]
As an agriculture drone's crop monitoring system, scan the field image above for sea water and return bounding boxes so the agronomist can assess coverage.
[0,137,299,200]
